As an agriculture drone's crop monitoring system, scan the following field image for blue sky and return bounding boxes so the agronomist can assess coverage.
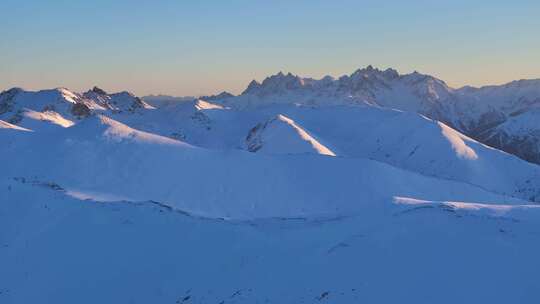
[1,0,539,95]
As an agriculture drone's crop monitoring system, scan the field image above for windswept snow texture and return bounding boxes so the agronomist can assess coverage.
[2,68,540,303]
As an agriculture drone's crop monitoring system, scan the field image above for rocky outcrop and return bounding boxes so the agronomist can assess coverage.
[71,103,91,118]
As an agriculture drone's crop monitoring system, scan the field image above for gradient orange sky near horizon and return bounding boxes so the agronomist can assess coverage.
[1,0,539,96]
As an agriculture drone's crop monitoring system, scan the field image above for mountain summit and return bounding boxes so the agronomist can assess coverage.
[214,66,540,164]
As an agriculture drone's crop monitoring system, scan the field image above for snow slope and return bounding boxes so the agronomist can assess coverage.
[2,177,540,303]
[245,114,336,156]
[119,101,540,203]
[95,101,540,203]
[263,106,540,202]
[1,114,529,220]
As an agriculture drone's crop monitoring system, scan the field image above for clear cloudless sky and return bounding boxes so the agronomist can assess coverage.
[1,0,539,96]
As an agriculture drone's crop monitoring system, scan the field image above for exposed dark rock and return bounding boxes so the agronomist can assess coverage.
[91,86,108,95]
[71,103,91,118]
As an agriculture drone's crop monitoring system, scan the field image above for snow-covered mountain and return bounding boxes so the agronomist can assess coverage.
[217,67,540,165]
[481,108,540,164]
[102,102,540,204]
[2,69,540,303]
[5,113,529,219]
[82,86,154,112]
[241,105,540,202]
[0,86,152,131]
[226,66,453,113]
[199,91,235,102]
[0,87,85,130]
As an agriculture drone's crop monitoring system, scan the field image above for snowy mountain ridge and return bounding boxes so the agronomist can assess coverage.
[209,66,540,165]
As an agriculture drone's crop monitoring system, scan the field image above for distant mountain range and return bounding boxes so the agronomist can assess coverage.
[3,67,540,168]
[144,66,540,165]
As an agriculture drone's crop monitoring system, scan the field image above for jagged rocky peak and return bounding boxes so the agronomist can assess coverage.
[0,88,22,115]
[382,68,399,79]
[349,65,399,79]
[90,86,108,95]
[243,80,262,94]
[112,91,136,98]
[242,68,401,96]
[0,88,23,110]
[82,88,152,112]
[83,87,108,100]
[351,65,377,75]
[242,71,306,95]
[261,71,304,87]
[110,91,151,110]
[350,67,438,88]
[336,65,393,92]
